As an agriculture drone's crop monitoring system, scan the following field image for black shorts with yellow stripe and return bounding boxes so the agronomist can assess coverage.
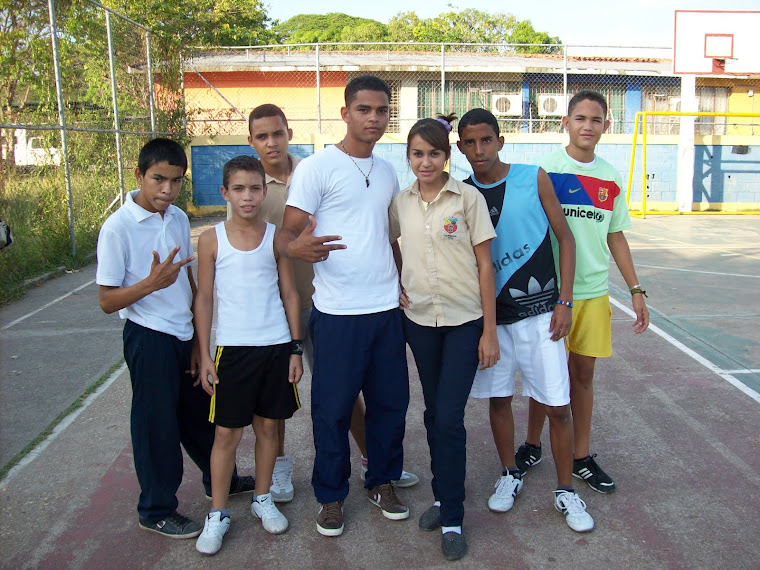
[209,343,300,428]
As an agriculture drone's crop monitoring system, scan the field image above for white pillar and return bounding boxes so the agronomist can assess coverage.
[677,75,697,212]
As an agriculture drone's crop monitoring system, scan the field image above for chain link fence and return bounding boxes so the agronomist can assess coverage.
[3,27,759,300]
[1,0,185,301]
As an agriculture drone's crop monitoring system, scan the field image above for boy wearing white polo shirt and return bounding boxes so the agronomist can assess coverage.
[96,138,254,539]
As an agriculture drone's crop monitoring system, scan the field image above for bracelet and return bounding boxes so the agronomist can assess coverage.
[555,299,573,308]
[630,284,648,298]
[290,339,304,355]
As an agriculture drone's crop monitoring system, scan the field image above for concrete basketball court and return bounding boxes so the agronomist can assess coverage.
[0,215,758,568]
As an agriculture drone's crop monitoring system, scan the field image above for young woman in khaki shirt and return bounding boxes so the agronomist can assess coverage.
[388,115,499,562]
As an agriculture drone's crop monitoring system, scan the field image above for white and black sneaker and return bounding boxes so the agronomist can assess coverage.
[195,511,231,555]
[573,454,616,494]
[487,474,523,512]
[554,491,594,532]
[138,512,202,539]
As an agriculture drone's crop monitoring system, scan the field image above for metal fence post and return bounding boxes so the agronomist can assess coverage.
[180,61,188,136]
[105,11,126,205]
[47,0,76,257]
[316,44,322,135]
[440,43,446,115]
[146,31,157,137]
[563,45,568,103]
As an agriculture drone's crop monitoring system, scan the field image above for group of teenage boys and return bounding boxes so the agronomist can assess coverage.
[96,74,648,560]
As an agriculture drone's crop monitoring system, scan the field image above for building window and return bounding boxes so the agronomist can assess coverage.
[696,86,729,135]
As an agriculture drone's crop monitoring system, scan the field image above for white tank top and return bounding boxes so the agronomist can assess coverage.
[214,222,291,347]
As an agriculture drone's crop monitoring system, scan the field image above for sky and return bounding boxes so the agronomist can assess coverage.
[265,0,759,48]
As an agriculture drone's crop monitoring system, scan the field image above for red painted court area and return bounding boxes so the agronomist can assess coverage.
[0,216,758,568]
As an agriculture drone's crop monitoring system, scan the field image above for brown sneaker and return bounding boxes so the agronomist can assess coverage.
[367,483,410,520]
[316,501,344,537]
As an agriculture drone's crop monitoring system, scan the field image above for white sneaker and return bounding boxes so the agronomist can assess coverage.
[555,491,595,532]
[195,511,230,555]
[488,474,523,512]
[251,493,289,534]
[360,457,420,488]
[270,456,294,503]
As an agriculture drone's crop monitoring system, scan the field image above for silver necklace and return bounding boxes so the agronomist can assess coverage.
[340,141,373,188]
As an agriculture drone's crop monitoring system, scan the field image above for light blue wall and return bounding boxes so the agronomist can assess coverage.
[191,143,760,207]
[190,144,314,206]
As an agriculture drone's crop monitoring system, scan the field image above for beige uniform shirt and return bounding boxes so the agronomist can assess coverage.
[259,154,315,310]
[389,176,496,327]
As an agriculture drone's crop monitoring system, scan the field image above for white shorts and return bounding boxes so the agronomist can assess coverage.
[470,312,570,406]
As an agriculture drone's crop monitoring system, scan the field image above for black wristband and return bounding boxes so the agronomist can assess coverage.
[290,339,304,355]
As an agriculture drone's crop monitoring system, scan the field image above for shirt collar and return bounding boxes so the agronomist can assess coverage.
[409,173,461,197]
[265,153,300,186]
[124,189,172,223]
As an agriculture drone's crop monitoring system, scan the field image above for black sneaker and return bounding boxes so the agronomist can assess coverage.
[515,442,542,476]
[441,531,468,561]
[138,512,202,539]
[418,504,441,531]
[573,454,616,494]
[206,474,256,500]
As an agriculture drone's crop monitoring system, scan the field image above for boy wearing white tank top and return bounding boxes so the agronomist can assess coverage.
[193,156,304,555]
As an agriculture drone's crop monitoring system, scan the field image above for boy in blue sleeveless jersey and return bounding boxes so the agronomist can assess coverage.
[457,109,593,532]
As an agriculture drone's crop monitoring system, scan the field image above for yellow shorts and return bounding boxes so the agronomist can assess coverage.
[566,294,612,358]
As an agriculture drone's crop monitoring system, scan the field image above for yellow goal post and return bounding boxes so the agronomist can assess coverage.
[626,111,760,218]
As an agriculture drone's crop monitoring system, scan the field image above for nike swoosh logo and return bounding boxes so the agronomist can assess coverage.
[568,188,582,193]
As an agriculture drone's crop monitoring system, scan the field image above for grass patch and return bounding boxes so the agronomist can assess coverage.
[0,360,125,482]
[0,133,192,305]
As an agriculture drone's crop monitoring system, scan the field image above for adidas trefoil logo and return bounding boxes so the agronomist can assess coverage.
[509,276,556,310]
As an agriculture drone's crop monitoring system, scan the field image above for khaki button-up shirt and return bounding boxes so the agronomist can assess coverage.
[259,154,315,310]
[389,175,496,327]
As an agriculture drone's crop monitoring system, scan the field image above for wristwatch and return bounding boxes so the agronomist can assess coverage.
[290,339,304,355]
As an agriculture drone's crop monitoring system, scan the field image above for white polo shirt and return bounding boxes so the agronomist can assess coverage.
[286,144,400,315]
[96,189,194,340]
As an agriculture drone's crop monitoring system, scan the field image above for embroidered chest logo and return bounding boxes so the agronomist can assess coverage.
[598,187,609,202]
[443,216,458,234]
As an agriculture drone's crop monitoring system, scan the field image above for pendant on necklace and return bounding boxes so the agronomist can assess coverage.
[365,178,370,188]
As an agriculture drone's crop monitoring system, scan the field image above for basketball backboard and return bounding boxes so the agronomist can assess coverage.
[674,10,760,75]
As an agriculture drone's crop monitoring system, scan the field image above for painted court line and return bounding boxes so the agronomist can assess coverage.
[609,297,760,406]
[1,279,96,330]
[0,362,127,487]
[635,264,759,279]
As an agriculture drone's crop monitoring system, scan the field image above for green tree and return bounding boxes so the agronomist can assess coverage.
[387,11,422,42]
[103,0,276,46]
[274,13,388,44]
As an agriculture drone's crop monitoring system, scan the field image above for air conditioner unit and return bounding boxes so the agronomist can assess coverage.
[537,94,567,117]
[491,93,522,117]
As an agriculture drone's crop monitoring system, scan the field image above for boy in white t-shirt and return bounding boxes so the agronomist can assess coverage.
[194,156,303,555]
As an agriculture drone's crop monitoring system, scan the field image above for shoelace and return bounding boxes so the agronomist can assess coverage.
[378,483,401,503]
[257,497,280,517]
[272,464,292,488]
[493,475,516,495]
[557,492,587,514]
[322,502,343,519]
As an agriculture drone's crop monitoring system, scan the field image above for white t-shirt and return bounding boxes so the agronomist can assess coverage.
[286,144,400,315]
[96,190,194,340]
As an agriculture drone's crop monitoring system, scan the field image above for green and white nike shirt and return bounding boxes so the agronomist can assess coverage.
[539,148,631,300]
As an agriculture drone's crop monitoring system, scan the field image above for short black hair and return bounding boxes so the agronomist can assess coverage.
[407,114,457,160]
[137,138,187,175]
[222,155,265,188]
[567,89,608,117]
[345,75,391,106]
[457,108,500,137]
[249,104,289,132]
